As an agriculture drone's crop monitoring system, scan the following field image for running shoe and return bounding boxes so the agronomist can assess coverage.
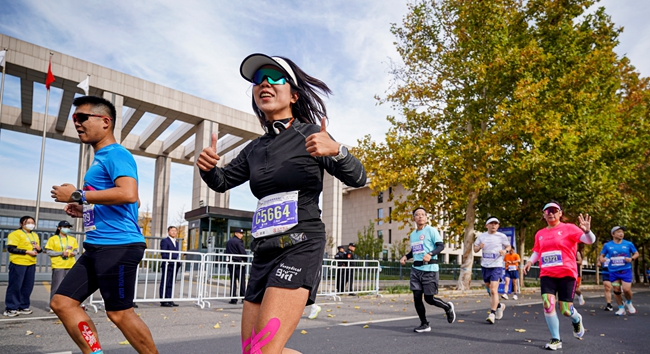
[615,307,626,316]
[414,322,431,333]
[626,302,636,315]
[495,303,506,320]
[572,313,585,339]
[578,294,585,306]
[513,294,518,300]
[17,308,32,315]
[3,310,18,317]
[604,303,613,311]
[544,338,562,350]
[308,305,321,319]
[446,302,456,323]
[501,293,509,300]
[486,312,496,324]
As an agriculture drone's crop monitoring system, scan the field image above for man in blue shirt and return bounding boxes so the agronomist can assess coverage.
[50,96,158,353]
[599,226,639,316]
[400,207,456,333]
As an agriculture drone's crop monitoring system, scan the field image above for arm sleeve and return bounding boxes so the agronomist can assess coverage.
[6,245,27,255]
[46,249,63,256]
[528,252,539,264]
[404,251,413,260]
[429,242,444,256]
[579,230,595,244]
[200,142,255,193]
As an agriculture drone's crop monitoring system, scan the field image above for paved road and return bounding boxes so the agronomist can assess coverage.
[1,282,648,353]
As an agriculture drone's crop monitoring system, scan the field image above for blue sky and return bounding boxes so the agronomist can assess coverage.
[1,0,649,227]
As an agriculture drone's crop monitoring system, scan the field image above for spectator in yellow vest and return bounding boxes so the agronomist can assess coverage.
[45,220,79,313]
[3,216,42,317]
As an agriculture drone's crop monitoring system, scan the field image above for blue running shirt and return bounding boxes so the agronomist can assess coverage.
[600,240,637,273]
[83,144,143,245]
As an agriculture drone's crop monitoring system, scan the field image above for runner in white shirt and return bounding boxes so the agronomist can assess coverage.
[474,217,511,324]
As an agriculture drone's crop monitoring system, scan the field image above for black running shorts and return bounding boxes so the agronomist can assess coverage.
[245,234,325,306]
[540,276,576,303]
[55,242,146,311]
[409,268,439,296]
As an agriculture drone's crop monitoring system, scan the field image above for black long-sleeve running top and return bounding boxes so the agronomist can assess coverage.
[200,120,367,235]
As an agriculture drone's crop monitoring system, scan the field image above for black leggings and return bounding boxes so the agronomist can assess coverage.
[413,290,450,324]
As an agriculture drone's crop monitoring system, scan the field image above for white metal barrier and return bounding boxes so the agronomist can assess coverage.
[86,249,381,312]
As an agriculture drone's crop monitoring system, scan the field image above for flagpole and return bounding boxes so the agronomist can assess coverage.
[35,52,54,227]
[0,48,7,126]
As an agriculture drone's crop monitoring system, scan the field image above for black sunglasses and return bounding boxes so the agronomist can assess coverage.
[72,113,112,124]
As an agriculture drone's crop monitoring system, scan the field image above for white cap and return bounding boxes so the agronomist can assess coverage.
[240,53,298,86]
[486,217,500,225]
[611,226,625,234]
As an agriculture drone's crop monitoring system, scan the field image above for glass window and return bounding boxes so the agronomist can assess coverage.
[377,230,383,239]
[388,207,392,224]
[377,191,383,204]
[377,208,383,225]
[388,229,392,244]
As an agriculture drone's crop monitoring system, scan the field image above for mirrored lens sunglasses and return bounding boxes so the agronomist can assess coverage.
[252,68,288,86]
[72,113,112,124]
[544,208,560,215]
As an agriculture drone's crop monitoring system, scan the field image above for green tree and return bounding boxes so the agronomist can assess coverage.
[358,0,646,289]
[355,221,384,260]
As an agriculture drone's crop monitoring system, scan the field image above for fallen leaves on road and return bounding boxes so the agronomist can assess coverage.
[119,340,130,345]
[214,323,220,329]
[300,330,308,334]
[25,331,33,335]
[363,325,369,328]
[514,329,526,333]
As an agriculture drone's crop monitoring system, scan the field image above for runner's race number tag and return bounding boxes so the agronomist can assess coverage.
[83,204,97,232]
[411,241,425,254]
[541,250,563,267]
[508,265,517,271]
[610,256,626,267]
[252,191,298,238]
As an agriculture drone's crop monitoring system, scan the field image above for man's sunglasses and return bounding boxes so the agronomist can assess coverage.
[72,113,112,124]
[252,68,288,86]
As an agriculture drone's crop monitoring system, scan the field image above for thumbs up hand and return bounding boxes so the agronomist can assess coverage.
[305,117,339,157]
[197,133,221,171]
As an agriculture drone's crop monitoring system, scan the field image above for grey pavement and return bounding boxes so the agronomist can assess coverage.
[1,281,649,353]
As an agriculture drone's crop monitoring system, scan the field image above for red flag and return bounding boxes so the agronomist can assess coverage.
[45,57,55,90]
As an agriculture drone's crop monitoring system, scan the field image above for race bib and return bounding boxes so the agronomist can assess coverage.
[483,252,498,260]
[251,191,299,238]
[83,204,97,232]
[411,241,425,254]
[508,265,517,271]
[541,250,563,268]
[610,256,626,267]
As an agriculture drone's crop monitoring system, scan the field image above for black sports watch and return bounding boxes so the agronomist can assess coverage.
[71,189,83,205]
[331,145,348,162]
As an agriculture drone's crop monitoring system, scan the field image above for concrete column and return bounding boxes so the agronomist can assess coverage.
[321,173,343,255]
[192,120,221,209]
[151,155,171,238]
[103,92,124,143]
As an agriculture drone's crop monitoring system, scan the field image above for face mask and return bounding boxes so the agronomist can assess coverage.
[61,228,71,235]
[24,223,35,231]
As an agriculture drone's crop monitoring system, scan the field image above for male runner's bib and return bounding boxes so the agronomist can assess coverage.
[610,256,626,267]
[508,265,517,271]
[541,250,563,268]
[483,252,498,260]
[411,241,425,255]
[252,191,298,238]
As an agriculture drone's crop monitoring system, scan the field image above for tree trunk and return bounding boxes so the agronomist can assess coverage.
[456,191,478,290]
[517,225,526,289]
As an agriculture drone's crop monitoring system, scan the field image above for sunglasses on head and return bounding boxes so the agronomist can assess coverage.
[72,112,111,124]
[252,68,288,86]
[544,208,560,215]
